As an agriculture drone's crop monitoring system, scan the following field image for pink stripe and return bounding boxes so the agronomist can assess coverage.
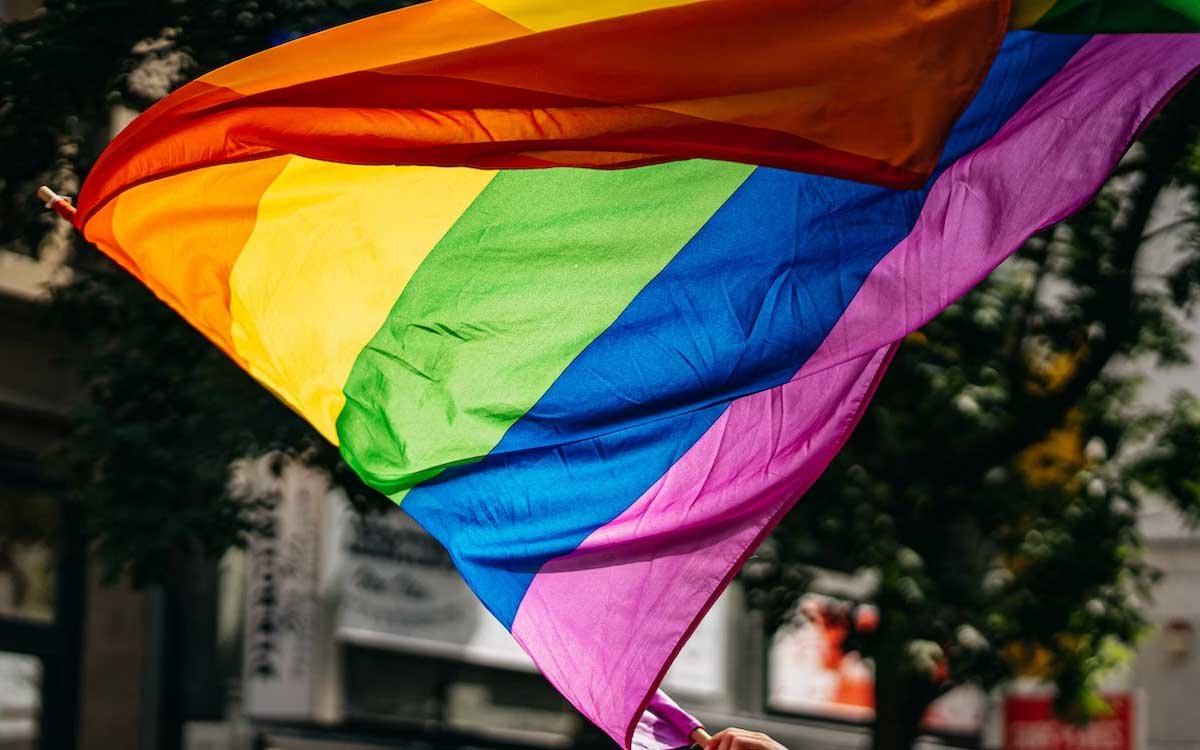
[632,692,705,750]
[511,33,1200,750]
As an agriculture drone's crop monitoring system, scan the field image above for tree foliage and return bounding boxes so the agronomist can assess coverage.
[741,87,1200,750]
[1,0,403,585]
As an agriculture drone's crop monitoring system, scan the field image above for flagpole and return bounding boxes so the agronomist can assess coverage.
[691,728,712,747]
[38,185,77,220]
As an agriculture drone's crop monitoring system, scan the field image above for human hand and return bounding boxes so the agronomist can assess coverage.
[700,728,788,750]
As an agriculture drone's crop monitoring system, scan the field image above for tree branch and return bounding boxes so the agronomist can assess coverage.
[949,103,1191,483]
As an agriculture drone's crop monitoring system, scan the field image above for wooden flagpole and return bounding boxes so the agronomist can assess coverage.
[38,185,77,220]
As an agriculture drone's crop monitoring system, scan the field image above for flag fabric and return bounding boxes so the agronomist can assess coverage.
[66,3,1200,749]
[76,0,1012,200]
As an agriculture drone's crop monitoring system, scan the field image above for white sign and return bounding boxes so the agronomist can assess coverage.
[333,504,535,671]
[239,455,331,719]
[331,502,729,700]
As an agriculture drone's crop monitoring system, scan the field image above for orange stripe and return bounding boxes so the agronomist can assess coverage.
[82,157,290,363]
[75,0,525,222]
[204,0,530,95]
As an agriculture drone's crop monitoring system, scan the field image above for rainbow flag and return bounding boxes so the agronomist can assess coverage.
[64,1,1199,748]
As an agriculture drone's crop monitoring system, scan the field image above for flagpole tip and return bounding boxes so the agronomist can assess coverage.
[37,185,77,220]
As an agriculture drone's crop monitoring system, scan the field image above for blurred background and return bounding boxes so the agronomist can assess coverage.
[2,2,1200,750]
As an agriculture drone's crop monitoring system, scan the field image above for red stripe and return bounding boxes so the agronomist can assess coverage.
[76,76,922,228]
[77,0,1009,226]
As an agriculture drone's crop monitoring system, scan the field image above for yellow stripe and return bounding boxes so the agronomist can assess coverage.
[475,0,697,31]
[1009,0,1058,28]
[228,159,497,443]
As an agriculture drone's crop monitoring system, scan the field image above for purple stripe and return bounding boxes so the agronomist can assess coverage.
[510,32,1200,749]
[631,692,704,750]
[514,346,894,748]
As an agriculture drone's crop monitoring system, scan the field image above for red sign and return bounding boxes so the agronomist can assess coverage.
[1004,693,1137,750]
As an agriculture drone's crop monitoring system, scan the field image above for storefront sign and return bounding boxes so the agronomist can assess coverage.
[333,503,729,698]
[334,504,533,670]
[1004,693,1140,750]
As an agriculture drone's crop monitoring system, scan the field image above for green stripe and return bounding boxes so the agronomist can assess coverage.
[1033,0,1200,31]
[336,160,753,494]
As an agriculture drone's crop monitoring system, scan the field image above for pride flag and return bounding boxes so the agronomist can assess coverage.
[63,1,1200,748]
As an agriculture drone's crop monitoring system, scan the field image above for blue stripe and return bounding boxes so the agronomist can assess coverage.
[403,32,1090,628]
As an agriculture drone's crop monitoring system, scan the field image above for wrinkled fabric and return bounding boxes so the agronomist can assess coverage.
[65,6,1200,747]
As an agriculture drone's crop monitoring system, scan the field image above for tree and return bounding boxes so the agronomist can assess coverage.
[2,1,402,586]
[742,86,1200,750]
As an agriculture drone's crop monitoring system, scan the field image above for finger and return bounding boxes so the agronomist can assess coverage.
[704,729,730,750]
